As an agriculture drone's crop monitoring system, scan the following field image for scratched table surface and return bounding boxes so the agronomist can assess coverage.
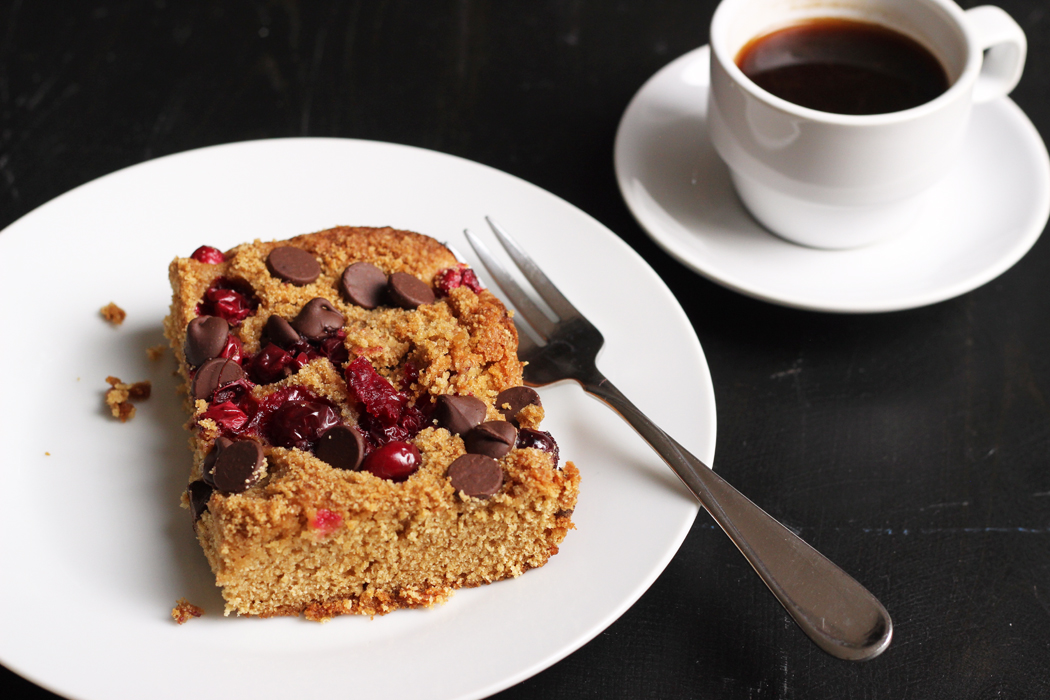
[3,1,1049,698]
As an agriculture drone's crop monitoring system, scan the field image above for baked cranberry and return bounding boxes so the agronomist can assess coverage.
[200,401,249,434]
[400,362,419,390]
[219,334,245,364]
[317,330,349,367]
[434,265,463,295]
[461,268,484,293]
[190,246,225,264]
[197,278,259,327]
[311,508,343,536]
[434,264,485,295]
[248,343,310,385]
[517,428,560,468]
[363,441,421,481]
[345,357,406,427]
[264,398,341,451]
[357,402,431,451]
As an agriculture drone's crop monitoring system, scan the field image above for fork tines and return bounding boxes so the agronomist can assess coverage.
[465,217,588,342]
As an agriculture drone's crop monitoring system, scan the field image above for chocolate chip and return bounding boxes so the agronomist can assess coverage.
[201,437,233,486]
[313,425,365,471]
[340,262,388,309]
[387,271,435,309]
[267,246,320,285]
[464,420,518,459]
[188,480,214,521]
[435,395,487,435]
[448,454,504,499]
[211,439,265,493]
[496,386,542,426]
[191,357,245,401]
[292,298,345,341]
[261,315,301,349]
[184,316,229,367]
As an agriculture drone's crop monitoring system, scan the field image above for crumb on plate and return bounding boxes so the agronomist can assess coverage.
[172,598,204,624]
[100,302,126,326]
[105,376,152,422]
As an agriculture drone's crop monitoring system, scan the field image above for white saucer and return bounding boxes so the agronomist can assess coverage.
[614,46,1050,313]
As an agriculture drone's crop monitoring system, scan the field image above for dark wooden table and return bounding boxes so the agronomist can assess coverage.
[4,1,1049,698]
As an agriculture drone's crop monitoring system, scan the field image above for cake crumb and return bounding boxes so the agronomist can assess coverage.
[105,376,152,422]
[45,452,50,456]
[147,344,167,360]
[100,302,126,326]
[172,598,204,624]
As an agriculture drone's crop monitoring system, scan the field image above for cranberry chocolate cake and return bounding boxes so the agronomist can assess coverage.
[164,226,579,619]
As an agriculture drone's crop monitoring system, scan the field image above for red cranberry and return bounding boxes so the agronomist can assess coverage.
[434,264,484,296]
[311,508,343,536]
[357,402,431,452]
[434,266,464,295]
[190,246,225,264]
[400,362,419,390]
[219,334,245,364]
[517,428,560,468]
[264,398,341,451]
[197,278,259,327]
[345,357,406,427]
[461,268,484,293]
[211,377,255,405]
[248,343,311,384]
[363,441,421,481]
[200,401,249,434]
[318,330,349,367]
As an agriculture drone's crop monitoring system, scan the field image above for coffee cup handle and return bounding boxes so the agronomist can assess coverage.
[964,6,1027,103]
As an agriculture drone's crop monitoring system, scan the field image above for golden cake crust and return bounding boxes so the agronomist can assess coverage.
[165,226,579,619]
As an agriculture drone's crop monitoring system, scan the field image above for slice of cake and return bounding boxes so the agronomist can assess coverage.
[164,226,579,619]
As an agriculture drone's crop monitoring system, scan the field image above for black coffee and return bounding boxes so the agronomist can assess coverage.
[736,18,949,115]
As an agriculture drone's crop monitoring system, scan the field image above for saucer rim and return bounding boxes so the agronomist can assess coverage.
[614,45,1050,314]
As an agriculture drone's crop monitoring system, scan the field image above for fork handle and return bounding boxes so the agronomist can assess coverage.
[582,374,893,661]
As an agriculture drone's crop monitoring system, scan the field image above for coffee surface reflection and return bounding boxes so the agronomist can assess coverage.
[736,18,950,115]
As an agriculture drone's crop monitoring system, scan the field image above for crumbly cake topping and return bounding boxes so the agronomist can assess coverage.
[165,226,579,619]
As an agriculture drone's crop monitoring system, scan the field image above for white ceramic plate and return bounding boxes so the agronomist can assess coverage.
[0,139,715,700]
[615,46,1050,313]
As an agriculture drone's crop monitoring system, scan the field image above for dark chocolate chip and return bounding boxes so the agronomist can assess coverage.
[191,358,245,401]
[387,271,436,309]
[211,439,265,493]
[188,480,214,521]
[266,246,321,285]
[554,508,574,519]
[464,420,518,459]
[448,454,504,499]
[340,262,388,309]
[435,395,487,435]
[496,386,542,426]
[201,437,233,487]
[184,315,229,367]
[261,315,301,349]
[313,425,365,471]
[291,298,345,341]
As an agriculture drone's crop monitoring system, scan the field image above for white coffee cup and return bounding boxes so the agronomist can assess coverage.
[707,0,1026,249]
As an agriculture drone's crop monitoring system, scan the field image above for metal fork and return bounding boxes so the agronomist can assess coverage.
[466,217,892,662]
